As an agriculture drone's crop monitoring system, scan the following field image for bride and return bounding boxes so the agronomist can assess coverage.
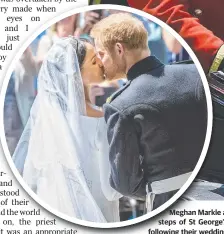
[12,37,121,223]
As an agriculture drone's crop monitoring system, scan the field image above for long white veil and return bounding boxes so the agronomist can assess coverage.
[12,37,106,222]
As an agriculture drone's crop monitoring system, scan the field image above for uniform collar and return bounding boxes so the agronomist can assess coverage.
[127,56,164,81]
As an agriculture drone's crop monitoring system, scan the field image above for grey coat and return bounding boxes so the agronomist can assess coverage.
[104,56,207,208]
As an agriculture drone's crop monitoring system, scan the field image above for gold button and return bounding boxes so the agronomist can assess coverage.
[194,9,203,16]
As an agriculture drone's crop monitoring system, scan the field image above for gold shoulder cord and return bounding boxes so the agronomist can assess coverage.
[209,44,224,73]
[106,96,112,104]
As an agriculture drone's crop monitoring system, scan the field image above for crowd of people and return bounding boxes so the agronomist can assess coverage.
[4,10,204,223]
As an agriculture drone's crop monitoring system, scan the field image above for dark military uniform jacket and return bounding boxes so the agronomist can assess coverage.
[104,56,207,208]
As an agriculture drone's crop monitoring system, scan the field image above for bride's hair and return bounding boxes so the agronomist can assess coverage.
[70,37,93,68]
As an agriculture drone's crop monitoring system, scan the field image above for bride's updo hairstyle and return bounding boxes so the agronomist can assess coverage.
[69,37,93,68]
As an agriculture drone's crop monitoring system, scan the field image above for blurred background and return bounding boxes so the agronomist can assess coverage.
[4,9,190,221]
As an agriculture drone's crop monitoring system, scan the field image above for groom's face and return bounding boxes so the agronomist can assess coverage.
[95,39,123,80]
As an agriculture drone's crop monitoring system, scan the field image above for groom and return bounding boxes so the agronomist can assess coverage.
[91,13,207,210]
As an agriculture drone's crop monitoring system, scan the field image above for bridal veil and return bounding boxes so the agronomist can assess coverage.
[12,37,107,222]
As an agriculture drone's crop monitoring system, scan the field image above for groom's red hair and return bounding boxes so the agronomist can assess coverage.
[91,13,148,52]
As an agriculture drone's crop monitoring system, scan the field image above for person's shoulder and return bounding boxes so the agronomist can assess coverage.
[106,77,158,115]
[165,60,200,76]
[166,60,205,100]
[106,81,131,105]
[105,79,145,116]
[167,60,196,69]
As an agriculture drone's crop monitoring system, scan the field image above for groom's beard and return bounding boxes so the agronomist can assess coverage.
[105,61,125,81]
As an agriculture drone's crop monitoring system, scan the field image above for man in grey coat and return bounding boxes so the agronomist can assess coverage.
[91,13,207,210]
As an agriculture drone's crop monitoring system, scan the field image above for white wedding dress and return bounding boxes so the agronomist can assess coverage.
[12,37,121,223]
[80,116,120,222]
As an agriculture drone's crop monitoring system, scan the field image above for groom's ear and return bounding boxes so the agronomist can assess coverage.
[115,43,125,56]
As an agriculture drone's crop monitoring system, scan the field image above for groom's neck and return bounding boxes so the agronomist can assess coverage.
[125,49,151,74]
